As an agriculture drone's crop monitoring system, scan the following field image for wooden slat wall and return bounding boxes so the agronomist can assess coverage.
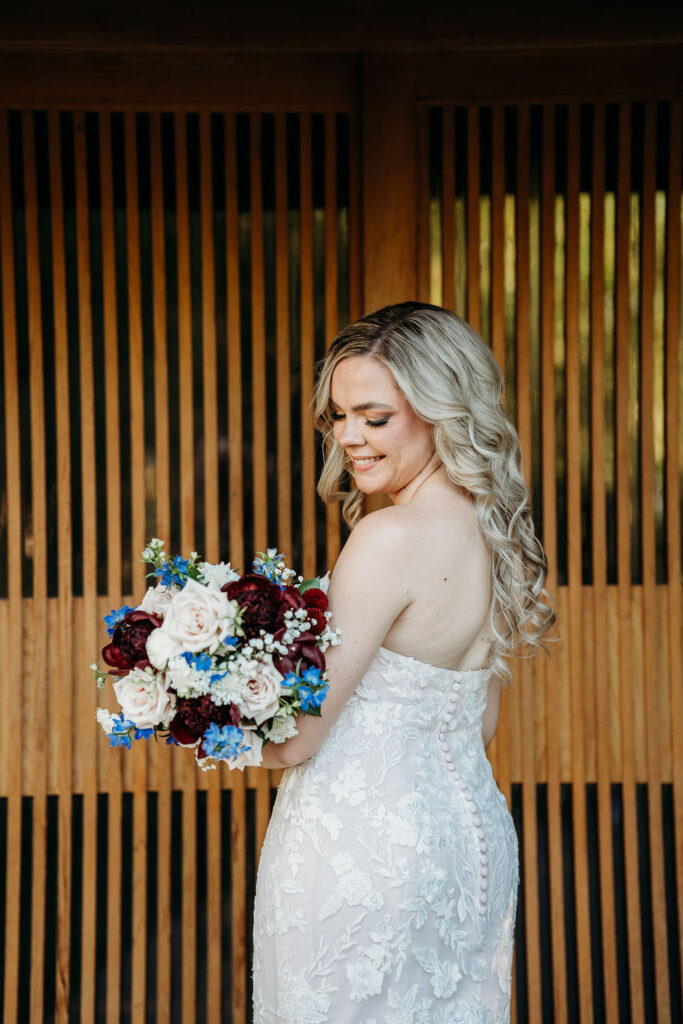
[0,92,680,1024]
[424,99,682,1023]
[0,108,356,1021]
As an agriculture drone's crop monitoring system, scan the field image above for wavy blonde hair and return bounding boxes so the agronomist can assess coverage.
[313,301,556,683]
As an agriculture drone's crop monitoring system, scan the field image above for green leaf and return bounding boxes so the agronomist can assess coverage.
[299,577,321,594]
[304,705,322,717]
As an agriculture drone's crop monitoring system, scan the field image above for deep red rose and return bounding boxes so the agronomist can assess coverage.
[222,574,284,639]
[169,695,240,745]
[272,628,326,677]
[302,587,328,612]
[102,609,162,674]
[305,606,327,635]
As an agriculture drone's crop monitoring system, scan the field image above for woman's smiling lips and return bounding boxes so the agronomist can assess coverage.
[350,454,385,471]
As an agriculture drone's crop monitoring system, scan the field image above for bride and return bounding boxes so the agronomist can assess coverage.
[251,302,554,1023]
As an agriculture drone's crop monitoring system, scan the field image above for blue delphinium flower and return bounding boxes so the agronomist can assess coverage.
[282,672,300,688]
[108,714,137,748]
[154,555,190,588]
[202,722,251,761]
[301,666,323,686]
[134,727,154,741]
[104,605,135,638]
[181,651,213,672]
[166,735,180,746]
[298,683,328,712]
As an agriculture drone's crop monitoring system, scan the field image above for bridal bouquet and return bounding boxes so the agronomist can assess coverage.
[92,539,339,770]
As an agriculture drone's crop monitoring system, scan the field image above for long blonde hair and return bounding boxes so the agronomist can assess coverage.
[313,301,555,683]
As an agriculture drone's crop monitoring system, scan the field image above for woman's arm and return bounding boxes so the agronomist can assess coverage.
[481,677,503,750]
[257,507,414,768]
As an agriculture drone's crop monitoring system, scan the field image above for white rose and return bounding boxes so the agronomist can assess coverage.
[200,560,240,589]
[239,660,285,725]
[160,577,237,653]
[146,627,181,670]
[113,666,175,729]
[138,583,177,616]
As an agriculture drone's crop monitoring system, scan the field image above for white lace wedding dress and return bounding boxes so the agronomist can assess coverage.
[252,645,519,1024]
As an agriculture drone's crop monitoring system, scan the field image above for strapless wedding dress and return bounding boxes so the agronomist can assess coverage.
[252,645,518,1023]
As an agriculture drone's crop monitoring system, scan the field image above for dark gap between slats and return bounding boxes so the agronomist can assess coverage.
[95,793,108,1023]
[196,789,208,1024]
[84,111,109,598]
[335,112,350,331]
[43,795,58,1022]
[69,793,83,1021]
[146,791,158,1024]
[221,789,232,1024]
[636,783,657,1024]
[170,790,183,1021]
[662,784,682,1022]
[18,796,32,1020]
[536,783,555,1023]
[120,791,133,1022]
[246,788,257,1020]
[8,111,33,599]
[511,783,529,1023]
[310,112,327,574]
[560,782,579,1023]
[586,783,606,1024]
[611,783,632,1023]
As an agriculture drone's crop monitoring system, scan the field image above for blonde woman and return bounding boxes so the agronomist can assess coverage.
[252,302,555,1022]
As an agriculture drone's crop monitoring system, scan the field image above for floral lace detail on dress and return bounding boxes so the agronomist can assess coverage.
[253,646,519,1023]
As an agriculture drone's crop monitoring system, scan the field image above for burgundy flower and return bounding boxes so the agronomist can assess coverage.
[102,609,162,674]
[302,587,328,612]
[272,628,326,677]
[222,574,284,639]
[169,695,240,745]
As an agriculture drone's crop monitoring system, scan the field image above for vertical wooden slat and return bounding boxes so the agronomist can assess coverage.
[201,112,219,562]
[174,110,198,1021]
[73,109,97,1024]
[97,109,123,1024]
[565,102,594,1023]
[0,109,24,1024]
[515,102,542,1024]
[441,106,455,311]
[324,113,341,562]
[275,113,292,563]
[665,100,683,988]
[466,105,480,331]
[124,109,149,1020]
[640,98,671,1023]
[201,114,223,1020]
[225,113,244,568]
[250,113,268,555]
[416,103,431,304]
[541,102,568,1024]
[615,100,645,1021]
[589,101,620,1024]
[22,110,48,1021]
[47,108,74,1021]
[231,774,248,1024]
[149,110,172,1022]
[299,114,316,580]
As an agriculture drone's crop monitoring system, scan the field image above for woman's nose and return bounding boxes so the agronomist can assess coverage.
[337,418,365,447]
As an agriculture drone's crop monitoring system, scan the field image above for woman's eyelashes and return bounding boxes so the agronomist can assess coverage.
[330,412,389,428]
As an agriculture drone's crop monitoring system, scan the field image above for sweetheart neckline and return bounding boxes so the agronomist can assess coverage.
[377,645,493,678]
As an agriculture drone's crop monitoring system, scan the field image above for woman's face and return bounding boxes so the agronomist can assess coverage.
[329,355,435,499]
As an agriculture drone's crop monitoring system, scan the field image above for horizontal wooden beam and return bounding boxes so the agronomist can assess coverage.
[0,51,358,110]
[1,1,682,53]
